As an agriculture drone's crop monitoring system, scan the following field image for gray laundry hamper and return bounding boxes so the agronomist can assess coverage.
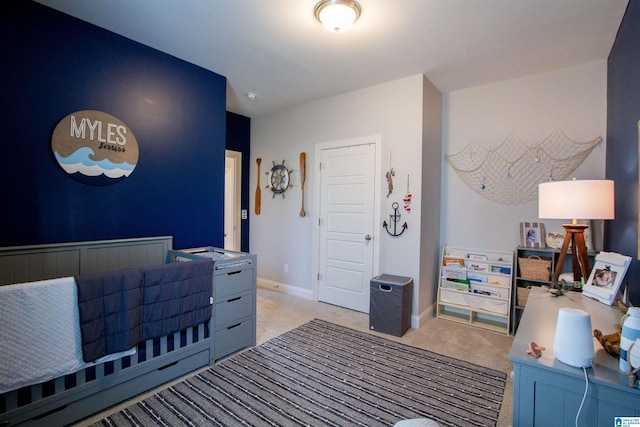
[369,274,413,337]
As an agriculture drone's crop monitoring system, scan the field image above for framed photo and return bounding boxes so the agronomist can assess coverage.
[520,222,545,248]
[583,251,632,305]
[545,221,593,251]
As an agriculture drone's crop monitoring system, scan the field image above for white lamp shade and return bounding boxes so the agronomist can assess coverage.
[538,179,614,220]
[553,308,595,368]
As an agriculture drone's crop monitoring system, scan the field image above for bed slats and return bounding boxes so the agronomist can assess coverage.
[1,322,211,426]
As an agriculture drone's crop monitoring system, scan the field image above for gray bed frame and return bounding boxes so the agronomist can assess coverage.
[0,236,214,426]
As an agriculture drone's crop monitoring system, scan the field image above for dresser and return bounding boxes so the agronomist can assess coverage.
[211,252,256,361]
[167,247,257,362]
[509,287,640,426]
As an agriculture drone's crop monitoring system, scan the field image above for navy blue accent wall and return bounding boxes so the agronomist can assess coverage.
[606,1,640,305]
[226,112,251,252]
[1,1,227,250]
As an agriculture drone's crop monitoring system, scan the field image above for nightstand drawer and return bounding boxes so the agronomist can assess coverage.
[214,316,255,360]
[215,292,254,326]
[214,267,253,298]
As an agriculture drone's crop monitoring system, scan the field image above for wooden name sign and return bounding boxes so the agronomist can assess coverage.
[52,110,139,185]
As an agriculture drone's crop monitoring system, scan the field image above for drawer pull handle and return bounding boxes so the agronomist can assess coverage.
[227,271,241,276]
[33,404,67,419]
[158,361,179,371]
[228,296,241,302]
[227,323,242,330]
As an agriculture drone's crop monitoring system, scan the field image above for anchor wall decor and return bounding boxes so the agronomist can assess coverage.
[383,202,407,237]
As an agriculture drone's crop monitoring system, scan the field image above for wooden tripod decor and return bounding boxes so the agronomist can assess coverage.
[554,223,591,282]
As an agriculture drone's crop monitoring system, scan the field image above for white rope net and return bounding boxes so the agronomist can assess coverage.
[445,129,602,205]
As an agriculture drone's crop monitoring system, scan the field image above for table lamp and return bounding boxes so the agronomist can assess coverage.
[538,179,615,283]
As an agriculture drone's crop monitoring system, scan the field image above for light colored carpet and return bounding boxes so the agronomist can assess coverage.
[77,286,514,426]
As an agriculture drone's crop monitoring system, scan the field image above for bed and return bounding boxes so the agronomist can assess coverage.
[0,236,215,426]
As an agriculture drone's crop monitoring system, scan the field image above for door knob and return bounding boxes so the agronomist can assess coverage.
[365,234,372,241]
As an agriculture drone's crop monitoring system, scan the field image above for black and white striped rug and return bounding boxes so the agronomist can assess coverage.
[93,319,506,426]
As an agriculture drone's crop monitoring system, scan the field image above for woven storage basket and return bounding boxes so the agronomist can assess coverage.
[518,255,551,281]
[517,287,531,306]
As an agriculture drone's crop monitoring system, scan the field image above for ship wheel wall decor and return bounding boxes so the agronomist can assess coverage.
[266,160,292,198]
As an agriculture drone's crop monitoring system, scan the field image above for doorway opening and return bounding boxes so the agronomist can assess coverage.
[225,150,242,251]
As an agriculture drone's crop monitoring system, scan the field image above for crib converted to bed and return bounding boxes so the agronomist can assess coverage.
[0,236,256,426]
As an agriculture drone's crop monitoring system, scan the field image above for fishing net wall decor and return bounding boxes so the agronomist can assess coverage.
[445,128,602,205]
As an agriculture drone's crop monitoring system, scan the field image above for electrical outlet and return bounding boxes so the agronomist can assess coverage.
[284,264,289,273]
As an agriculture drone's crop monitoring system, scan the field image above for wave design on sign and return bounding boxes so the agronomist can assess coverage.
[54,147,136,179]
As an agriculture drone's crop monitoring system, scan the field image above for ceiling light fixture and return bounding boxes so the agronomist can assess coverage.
[314,0,361,33]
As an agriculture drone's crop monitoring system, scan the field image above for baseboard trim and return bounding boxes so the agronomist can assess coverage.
[258,278,435,330]
[413,303,435,328]
[257,278,314,301]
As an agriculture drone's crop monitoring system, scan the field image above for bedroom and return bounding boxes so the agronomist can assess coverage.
[1,0,639,425]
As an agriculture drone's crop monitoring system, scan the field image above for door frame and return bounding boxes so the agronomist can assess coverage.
[312,135,382,302]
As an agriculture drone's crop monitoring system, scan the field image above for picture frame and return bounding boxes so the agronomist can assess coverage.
[520,222,545,248]
[583,251,632,305]
[545,220,593,251]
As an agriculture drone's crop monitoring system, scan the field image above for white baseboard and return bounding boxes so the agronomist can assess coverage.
[413,303,436,328]
[257,278,315,301]
[258,277,436,330]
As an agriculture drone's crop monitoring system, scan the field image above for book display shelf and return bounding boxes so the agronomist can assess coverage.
[437,245,513,335]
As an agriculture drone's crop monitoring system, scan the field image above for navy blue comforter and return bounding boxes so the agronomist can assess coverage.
[75,259,212,362]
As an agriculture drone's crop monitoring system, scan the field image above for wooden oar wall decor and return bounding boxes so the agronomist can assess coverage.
[255,158,261,215]
[299,152,306,217]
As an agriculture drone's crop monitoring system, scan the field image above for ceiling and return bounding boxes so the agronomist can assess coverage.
[35,0,628,118]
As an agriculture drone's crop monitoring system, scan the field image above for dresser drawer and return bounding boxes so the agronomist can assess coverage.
[214,316,255,360]
[215,292,254,326]
[214,267,253,298]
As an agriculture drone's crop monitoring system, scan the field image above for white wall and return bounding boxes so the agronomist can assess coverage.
[442,61,608,253]
[419,76,443,314]
[250,61,608,322]
[251,74,441,321]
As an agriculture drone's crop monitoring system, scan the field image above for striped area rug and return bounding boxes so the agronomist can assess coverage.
[93,319,506,426]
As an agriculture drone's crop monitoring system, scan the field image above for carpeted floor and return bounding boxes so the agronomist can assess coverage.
[76,287,515,426]
[92,319,506,427]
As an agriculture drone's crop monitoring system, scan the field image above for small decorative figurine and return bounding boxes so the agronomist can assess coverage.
[527,341,545,358]
[403,174,412,210]
[593,324,621,357]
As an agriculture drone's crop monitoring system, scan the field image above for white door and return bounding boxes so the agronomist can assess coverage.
[316,140,378,313]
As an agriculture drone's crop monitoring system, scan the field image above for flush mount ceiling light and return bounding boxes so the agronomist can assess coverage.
[314,0,361,33]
